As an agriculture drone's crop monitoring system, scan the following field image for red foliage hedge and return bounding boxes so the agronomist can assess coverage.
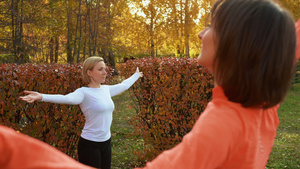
[120,57,214,162]
[0,63,112,159]
[0,58,213,163]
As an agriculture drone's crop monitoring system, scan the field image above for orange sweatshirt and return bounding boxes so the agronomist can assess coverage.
[0,125,95,169]
[138,86,279,169]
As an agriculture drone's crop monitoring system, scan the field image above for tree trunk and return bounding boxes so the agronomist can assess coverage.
[73,0,82,63]
[150,0,155,58]
[77,0,82,63]
[66,0,73,63]
[179,0,184,57]
[184,0,190,58]
[55,37,59,63]
[83,12,87,61]
[93,0,100,56]
[86,0,91,57]
[105,0,115,68]
[11,0,17,60]
[12,0,27,63]
[49,37,54,63]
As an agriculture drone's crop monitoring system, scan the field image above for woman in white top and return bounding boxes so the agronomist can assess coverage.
[19,56,143,169]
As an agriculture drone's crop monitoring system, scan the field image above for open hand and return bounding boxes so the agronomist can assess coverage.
[136,67,143,77]
[19,91,42,103]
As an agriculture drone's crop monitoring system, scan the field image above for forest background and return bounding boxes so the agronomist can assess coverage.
[0,0,299,67]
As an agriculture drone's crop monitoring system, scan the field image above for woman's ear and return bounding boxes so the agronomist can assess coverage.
[87,69,92,77]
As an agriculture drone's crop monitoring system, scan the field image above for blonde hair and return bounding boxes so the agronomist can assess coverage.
[82,56,104,84]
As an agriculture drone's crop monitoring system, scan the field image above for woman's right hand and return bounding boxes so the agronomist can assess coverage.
[19,91,42,103]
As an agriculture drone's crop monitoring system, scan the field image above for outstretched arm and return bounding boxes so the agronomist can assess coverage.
[19,91,42,103]
[19,89,84,105]
[0,125,94,169]
[109,67,143,97]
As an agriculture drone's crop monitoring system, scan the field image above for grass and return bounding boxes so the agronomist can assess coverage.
[266,83,300,169]
[111,90,144,169]
[111,84,300,169]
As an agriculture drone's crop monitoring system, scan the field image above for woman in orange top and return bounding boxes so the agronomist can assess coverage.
[137,0,297,168]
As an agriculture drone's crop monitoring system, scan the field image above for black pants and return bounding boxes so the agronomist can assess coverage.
[78,137,111,169]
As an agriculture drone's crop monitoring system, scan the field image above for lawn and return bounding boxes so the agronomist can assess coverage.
[111,83,300,169]
[266,83,300,169]
[111,89,144,169]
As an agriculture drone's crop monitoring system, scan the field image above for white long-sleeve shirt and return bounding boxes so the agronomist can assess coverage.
[41,72,140,142]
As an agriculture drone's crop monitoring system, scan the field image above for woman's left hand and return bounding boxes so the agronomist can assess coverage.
[136,67,143,77]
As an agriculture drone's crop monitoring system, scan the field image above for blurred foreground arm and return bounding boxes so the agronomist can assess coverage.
[0,125,94,169]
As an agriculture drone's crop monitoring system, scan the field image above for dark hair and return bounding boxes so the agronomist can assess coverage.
[211,0,296,108]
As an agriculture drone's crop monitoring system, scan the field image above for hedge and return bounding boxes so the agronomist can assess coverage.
[1,58,214,162]
[120,57,214,162]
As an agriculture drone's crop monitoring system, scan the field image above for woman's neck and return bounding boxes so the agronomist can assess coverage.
[88,82,101,88]
[214,81,219,88]
[213,77,219,88]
